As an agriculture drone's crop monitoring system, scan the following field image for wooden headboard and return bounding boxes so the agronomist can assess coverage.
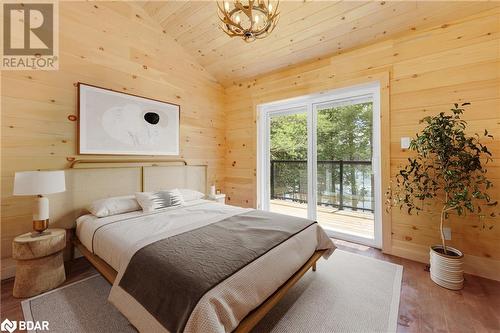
[47,160,207,229]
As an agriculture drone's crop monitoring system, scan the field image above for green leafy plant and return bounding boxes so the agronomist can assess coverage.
[387,103,497,254]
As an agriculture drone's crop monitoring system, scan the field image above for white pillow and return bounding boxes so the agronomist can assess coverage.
[135,189,185,213]
[176,188,205,201]
[88,195,140,217]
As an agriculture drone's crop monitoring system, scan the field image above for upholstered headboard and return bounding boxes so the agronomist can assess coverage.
[143,166,206,193]
[47,160,207,229]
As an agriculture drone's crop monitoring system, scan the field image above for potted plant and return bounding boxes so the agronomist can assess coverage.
[387,103,497,290]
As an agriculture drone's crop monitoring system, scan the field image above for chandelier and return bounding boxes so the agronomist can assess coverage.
[217,0,280,42]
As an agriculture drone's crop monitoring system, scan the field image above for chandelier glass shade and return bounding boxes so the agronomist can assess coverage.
[217,0,280,42]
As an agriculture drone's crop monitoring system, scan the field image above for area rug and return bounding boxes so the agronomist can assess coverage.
[22,250,402,333]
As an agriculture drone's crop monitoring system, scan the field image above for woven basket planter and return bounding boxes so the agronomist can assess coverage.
[429,245,464,290]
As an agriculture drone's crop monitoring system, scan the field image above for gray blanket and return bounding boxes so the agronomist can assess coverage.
[119,210,317,333]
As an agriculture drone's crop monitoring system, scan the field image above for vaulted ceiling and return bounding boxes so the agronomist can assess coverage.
[138,1,497,86]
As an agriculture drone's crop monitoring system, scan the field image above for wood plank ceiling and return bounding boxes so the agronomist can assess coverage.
[139,1,498,86]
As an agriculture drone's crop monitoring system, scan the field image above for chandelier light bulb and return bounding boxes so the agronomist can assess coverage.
[224,1,229,11]
[254,15,259,24]
[269,3,273,11]
[235,15,241,23]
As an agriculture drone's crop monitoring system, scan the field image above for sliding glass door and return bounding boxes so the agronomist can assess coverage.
[258,83,382,248]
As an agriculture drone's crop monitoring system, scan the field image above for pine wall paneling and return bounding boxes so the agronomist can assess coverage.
[0,2,226,279]
[224,8,500,281]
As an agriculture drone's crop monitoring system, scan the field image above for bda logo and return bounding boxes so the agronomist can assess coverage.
[0,319,16,333]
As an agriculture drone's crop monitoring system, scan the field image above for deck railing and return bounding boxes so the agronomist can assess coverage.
[270,160,374,212]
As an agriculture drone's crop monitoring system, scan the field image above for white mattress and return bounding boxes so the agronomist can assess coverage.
[76,200,247,271]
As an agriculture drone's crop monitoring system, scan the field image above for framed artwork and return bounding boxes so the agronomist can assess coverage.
[78,83,180,155]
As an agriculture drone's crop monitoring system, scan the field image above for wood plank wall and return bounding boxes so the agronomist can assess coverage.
[224,8,500,280]
[0,2,226,278]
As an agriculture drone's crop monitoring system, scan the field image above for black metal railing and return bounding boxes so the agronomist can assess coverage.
[270,160,374,212]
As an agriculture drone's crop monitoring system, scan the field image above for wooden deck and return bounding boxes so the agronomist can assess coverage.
[270,199,374,239]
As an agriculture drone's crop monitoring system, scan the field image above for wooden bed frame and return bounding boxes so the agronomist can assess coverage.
[73,238,325,333]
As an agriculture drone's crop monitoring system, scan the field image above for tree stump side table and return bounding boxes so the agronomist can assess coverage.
[12,228,66,298]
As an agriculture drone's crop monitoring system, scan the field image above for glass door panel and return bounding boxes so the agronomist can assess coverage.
[269,110,308,218]
[315,99,375,240]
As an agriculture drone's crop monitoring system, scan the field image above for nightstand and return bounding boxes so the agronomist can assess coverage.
[208,193,226,204]
[12,228,66,298]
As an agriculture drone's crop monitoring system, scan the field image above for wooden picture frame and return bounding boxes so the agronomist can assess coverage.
[77,83,180,156]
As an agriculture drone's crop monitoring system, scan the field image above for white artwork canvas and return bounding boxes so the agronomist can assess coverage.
[78,83,180,155]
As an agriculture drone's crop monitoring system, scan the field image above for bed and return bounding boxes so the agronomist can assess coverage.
[51,160,335,333]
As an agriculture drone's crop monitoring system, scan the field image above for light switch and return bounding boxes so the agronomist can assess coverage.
[443,227,452,240]
[400,137,411,149]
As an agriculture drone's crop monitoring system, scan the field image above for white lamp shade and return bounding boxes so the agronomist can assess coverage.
[13,171,66,196]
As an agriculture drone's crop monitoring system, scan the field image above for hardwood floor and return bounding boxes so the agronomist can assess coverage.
[0,258,97,331]
[333,240,500,333]
[1,240,499,333]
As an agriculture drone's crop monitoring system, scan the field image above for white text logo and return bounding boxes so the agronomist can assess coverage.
[1,319,49,332]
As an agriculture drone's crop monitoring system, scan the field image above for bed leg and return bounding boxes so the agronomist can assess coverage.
[312,262,316,272]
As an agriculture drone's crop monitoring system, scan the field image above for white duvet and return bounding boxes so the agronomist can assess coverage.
[76,200,247,271]
[76,200,335,333]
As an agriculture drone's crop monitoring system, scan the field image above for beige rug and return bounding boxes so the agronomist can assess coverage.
[22,250,402,333]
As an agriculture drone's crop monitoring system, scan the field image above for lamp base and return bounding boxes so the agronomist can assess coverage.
[30,231,51,238]
[32,219,49,236]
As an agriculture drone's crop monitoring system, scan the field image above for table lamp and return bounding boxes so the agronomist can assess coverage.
[13,170,66,236]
